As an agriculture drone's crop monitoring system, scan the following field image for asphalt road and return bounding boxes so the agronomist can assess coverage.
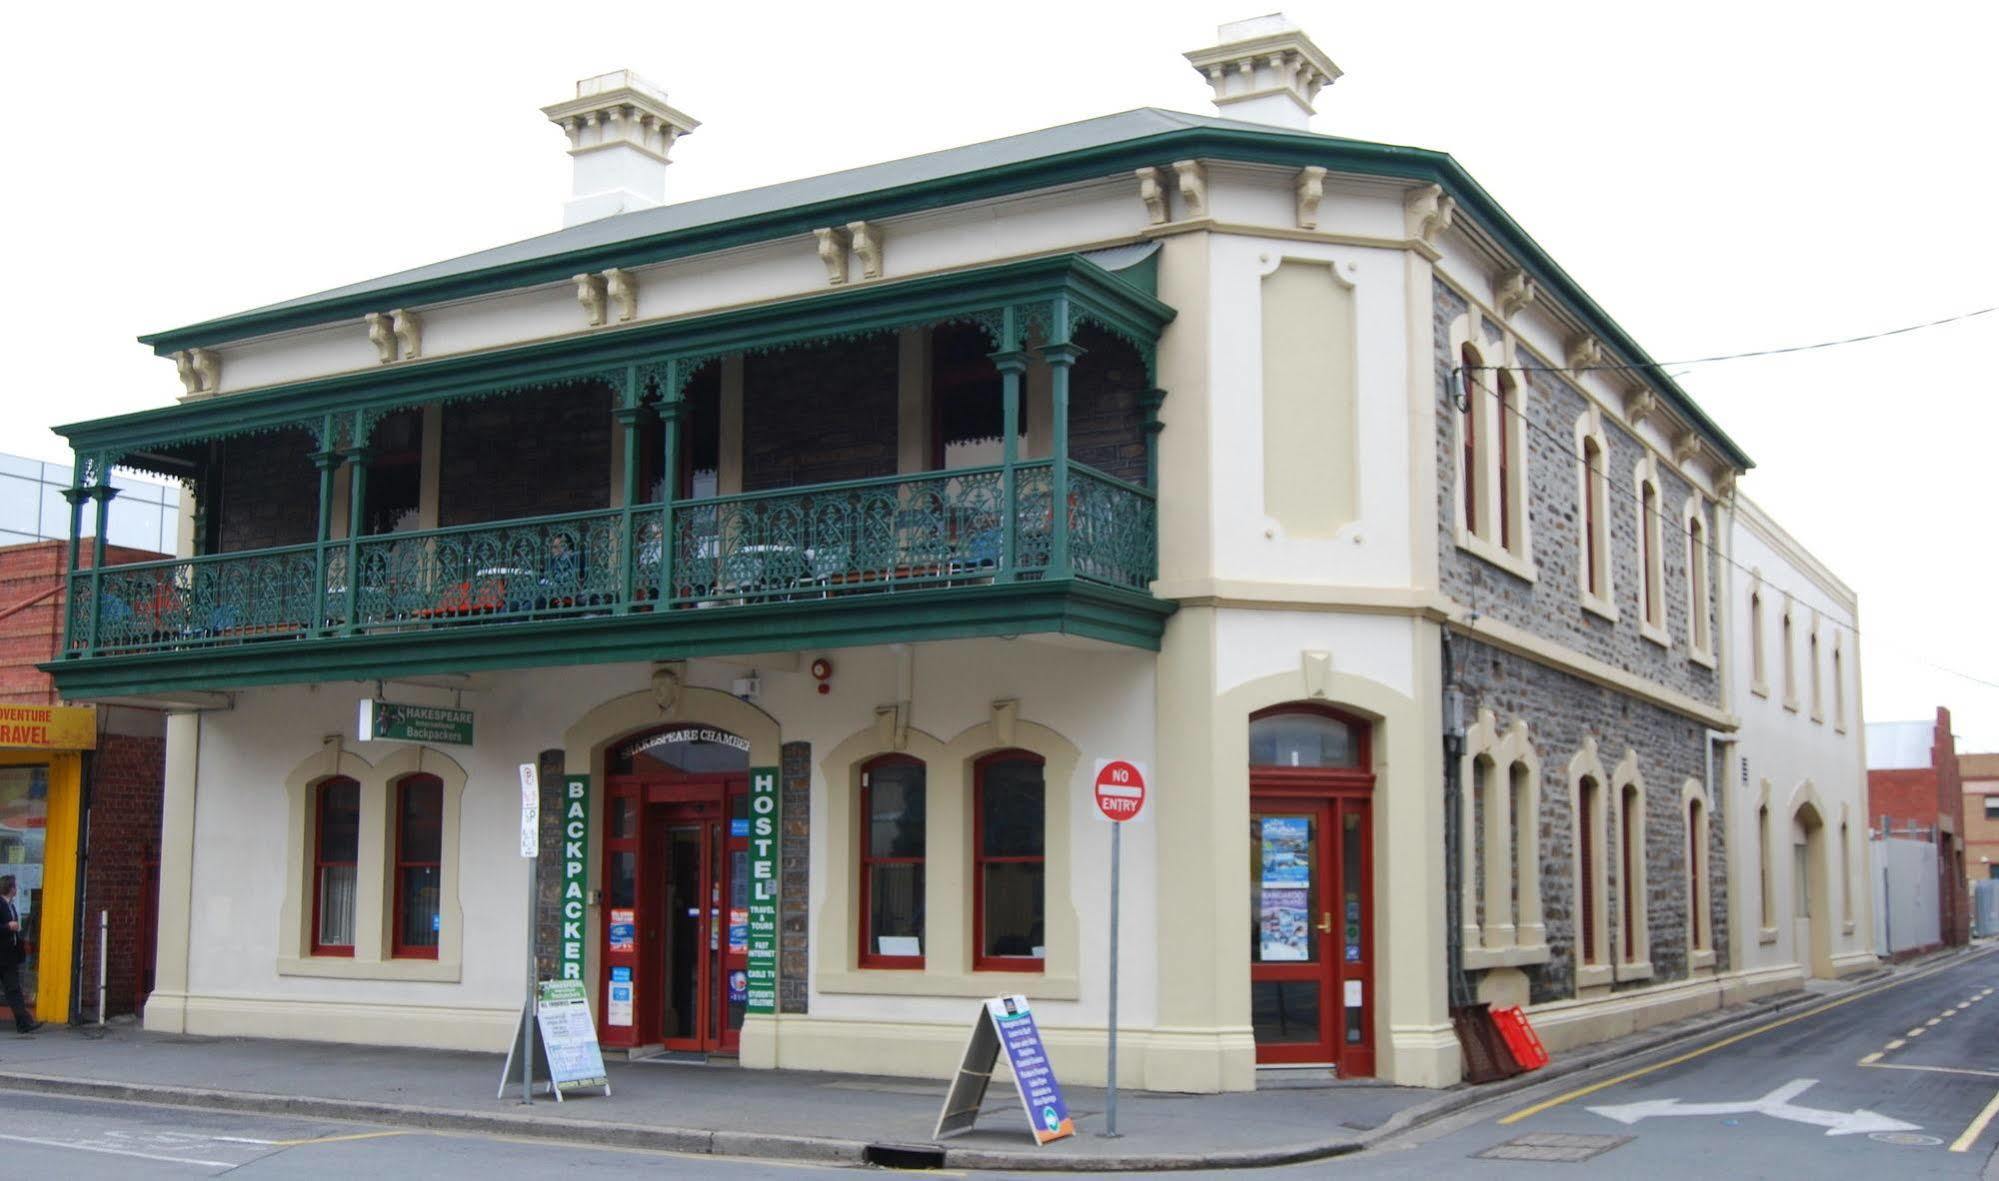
[2,950,1992,1178]
[1339,947,1999,1180]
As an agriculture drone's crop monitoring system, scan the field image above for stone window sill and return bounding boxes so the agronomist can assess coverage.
[1464,942,1552,970]
[1688,645,1716,670]
[277,956,463,983]
[1580,591,1619,624]
[1614,959,1654,983]
[1750,681,1769,699]
[1758,926,1779,945]
[1456,529,1537,584]
[1690,948,1716,970]
[1640,620,1670,648]
[1575,963,1614,991]
[817,970,1079,1000]
[1843,920,1856,936]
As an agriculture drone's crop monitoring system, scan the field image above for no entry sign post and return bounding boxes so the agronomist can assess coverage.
[1092,759,1147,1139]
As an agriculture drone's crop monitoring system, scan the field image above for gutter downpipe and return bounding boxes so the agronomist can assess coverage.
[1442,630,1469,1013]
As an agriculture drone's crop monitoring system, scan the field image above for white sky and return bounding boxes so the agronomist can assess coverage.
[2,1,1993,746]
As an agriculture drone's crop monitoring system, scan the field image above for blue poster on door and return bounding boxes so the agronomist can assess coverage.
[986,995,1074,1144]
[1260,816,1311,891]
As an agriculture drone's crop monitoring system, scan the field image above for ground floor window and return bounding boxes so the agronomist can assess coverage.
[313,777,359,956]
[859,755,925,968]
[974,752,1045,970]
[393,775,443,959]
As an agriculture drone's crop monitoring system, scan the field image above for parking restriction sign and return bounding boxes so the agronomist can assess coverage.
[1092,759,1147,823]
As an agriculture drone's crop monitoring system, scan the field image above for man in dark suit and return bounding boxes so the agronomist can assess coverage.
[0,874,40,1034]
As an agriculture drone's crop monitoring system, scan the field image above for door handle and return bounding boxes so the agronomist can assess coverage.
[1316,912,1334,934]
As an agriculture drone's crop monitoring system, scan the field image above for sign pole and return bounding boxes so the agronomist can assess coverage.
[1105,817,1121,1138]
[1089,757,1145,1140]
[519,762,541,1106]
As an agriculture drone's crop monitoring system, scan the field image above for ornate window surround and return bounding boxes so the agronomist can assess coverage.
[1747,571,1768,698]
[1569,737,1613,992]
[1681,778,1715,971]
[1459,709,1547,969]
[1632,453,1668,647]
[1611,748,1653,982]
[1573,408,1616,621]
[1447,313,1534,583]
[1682,495,1715,667]
[278,743,467,982]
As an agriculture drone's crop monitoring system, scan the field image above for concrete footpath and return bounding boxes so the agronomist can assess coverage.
[0,956,1965,1173]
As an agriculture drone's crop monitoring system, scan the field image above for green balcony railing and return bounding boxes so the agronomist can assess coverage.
[64,461,1154,659]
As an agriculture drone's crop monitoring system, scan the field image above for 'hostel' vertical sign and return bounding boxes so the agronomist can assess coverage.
[746,766,780,1015]
[560,775,590,983]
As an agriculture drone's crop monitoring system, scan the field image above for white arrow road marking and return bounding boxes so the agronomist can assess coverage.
[1588,1078,1922,1137]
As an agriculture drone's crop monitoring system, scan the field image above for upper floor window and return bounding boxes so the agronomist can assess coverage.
[1749,579,1768,696]
[393,774,443,959]
[974,752,1045,971]
[1634,456,1666,644]
[312,777,360,957]
[859,755,926,968]
[1832,634,1847,732]
[1451,319,1532,576]
[1809,624,1824,723]
[1575,411,1615,617]
[1684,498,1713,665]
[1781,602,1798,710]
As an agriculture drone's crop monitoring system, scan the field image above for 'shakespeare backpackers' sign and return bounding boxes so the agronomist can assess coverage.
[745,766,780,1015]
[358,699,474,746]
[558,775,590,983]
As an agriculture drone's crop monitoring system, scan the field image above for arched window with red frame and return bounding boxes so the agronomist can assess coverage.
[393,774,443,959]
[312,777,359,957]
[974,751,1045,971]
[1496,370,1516,551]
[859,754,926,968]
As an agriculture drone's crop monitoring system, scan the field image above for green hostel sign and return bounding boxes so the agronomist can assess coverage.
[358,699,474,746]
[746,766,779,1016]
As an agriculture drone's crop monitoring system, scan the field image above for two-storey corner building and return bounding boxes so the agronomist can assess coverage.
[1724,497,1875,988]
[50,17,1835,1091]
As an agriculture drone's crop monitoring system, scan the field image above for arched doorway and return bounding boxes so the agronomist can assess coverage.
[1792,802,1832,978]
[1248,705,1375,1077]
[600,724,752,1055]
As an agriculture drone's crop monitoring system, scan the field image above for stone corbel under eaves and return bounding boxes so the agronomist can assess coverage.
[171,348,222,396]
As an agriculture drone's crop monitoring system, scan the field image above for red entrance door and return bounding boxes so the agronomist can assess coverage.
[1248,707,1376,1077]
[601,772,750,1055]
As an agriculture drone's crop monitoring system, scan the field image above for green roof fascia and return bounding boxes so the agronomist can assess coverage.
[135,121,1747,469]
[43,578,1174,699]
[62,252,1174,456]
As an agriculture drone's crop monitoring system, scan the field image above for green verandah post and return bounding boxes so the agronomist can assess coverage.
[991,306,1027,582]
[613,366,643,613]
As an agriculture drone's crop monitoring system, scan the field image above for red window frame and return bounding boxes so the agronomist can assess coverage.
[1688,800,1704,951]
[310,777,359,958]
[1496,371,1514,550]
[1641,483,1660,623]
[1459,346,1480,530]
[1621,785,1639,962]
[392,774,443,960]
[1583,437,1603,597]
[972,750,1046,973]
[1579,778,1598,966]
[858,754,926,969]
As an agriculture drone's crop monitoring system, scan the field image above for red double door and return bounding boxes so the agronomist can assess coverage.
[600,775,750,1055]
[1250,786,1375,1077]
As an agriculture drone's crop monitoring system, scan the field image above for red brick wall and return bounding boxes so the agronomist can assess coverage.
[75,730,166,1018]
[0,540,169,702]
[1867,706,1970,946]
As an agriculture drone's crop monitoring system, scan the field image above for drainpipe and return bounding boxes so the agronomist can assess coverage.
[1442,631,1469,1011]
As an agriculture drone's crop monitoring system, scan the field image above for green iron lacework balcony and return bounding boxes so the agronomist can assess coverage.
[58,461,1163,695]
[48,251,1177,699]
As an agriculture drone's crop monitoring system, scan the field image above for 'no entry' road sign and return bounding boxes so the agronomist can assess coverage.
[1093,760,1147,822]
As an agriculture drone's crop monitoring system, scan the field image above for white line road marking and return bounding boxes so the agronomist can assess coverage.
[1860,1052,1883,1064]
[1925,1017,1942,1026]
[1589,1078,1921,1137]
[1951,1090,1999,1153]
[1885,1039,1906,1050]
[209,1135,283,1144]
[1866,1062,1999,1081]
[0,1131,235,1168]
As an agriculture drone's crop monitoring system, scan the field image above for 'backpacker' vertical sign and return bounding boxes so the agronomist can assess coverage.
[560,775,590,983]
[746,766,780,1015]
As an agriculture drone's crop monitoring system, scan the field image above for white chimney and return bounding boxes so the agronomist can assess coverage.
[1185,14,1341,130]
[543,71,699,227]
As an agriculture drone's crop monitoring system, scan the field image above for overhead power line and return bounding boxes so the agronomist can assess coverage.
[1500,305,1998,377]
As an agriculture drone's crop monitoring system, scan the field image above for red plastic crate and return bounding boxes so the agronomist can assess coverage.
[1488,1005,1548,1070]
